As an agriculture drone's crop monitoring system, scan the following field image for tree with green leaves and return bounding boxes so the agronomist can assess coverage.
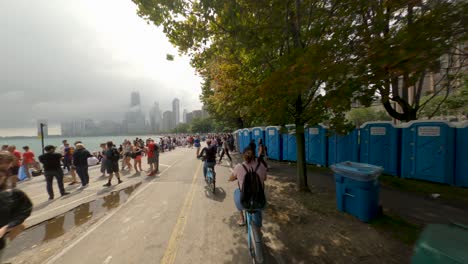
[351,0,467,122]
[132,0,370,191]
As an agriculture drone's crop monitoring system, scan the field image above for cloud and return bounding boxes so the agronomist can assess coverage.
[0,0,202,133]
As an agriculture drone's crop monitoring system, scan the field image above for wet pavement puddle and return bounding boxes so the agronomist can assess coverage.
[3,182,142,260]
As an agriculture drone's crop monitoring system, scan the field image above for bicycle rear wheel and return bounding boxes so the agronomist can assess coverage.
[250,220,264,264]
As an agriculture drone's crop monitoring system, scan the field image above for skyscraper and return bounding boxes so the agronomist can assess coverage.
[172,98,180,126]
[162,111,174,132]
[182,109,188,123]
[149,102,162,133]
[130,91,141,108]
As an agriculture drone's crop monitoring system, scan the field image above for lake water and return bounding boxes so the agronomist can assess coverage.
[0,135,158,155]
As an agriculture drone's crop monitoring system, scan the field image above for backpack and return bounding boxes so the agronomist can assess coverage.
[110,148,120,162]
[239,162,266,210]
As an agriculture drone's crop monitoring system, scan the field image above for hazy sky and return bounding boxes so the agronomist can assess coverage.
[1,0,202,136]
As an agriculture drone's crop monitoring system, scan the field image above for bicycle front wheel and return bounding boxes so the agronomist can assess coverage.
[250,220,264,263]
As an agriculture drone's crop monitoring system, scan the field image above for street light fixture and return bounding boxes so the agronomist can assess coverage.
[39,123,47,155]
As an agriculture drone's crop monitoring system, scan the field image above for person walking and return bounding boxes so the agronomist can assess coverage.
[194,136,201,156]
[132,142,143,173]
[21,146,35,180]
[0,151,32,261]
[121,141,133,171]
[99,143,107,177]
[146,139,159,176]
[218,137,233,165]
[257,138,268,169]
[38,145,70,200]
[7,146,21,188]
[103,141,122,187]
[72,143,92,189]
[248,139,257,157]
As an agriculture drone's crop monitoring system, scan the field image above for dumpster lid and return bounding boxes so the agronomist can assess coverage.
[412,224,468,263]
[331,162,383,181]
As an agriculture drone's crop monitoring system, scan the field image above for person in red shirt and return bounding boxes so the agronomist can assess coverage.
[7,145,21,188]
[145,139,159,176]
[22,146,35,180]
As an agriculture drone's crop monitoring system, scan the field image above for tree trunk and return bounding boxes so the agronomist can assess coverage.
[295,122,309,192]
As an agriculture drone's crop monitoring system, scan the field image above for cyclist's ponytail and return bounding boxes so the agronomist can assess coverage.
[243,148,255,163]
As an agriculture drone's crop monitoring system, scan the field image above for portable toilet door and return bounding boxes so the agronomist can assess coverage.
[282,125,296,161]
[305,125,328,166]
[241,128,251,152]
[265,126,282,160]
[233,130,240,152]
[251,127,266,157]
[288,130,297,162]
[455,122,468,187]
[360,122,400,176]
[400,121,455,184]
[328,129,359,165]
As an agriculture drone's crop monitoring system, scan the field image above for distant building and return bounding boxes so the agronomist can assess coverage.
[186,112,194,124]
[172,98,180,126]
[124,91,146,134]
[162,111,175,132]
[192,110,203,119]
[149,102,162,133]
[182,109,188,123]
[130,91,141,108]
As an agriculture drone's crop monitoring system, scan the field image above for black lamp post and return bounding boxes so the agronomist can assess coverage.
[40,123,47,155]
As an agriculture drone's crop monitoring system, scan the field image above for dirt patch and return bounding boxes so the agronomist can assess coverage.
[262,175,413,264]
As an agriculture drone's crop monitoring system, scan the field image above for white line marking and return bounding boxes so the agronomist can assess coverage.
[45,158,181,264]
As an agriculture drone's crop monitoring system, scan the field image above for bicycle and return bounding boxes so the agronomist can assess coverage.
[198,156,216,194]
[206,166,216,194]
[245,209,264,263]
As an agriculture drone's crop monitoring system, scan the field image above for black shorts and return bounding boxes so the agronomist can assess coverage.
[106,161,119,174]
[9,166,19,175]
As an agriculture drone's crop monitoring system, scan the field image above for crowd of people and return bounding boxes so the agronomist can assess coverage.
[0,132,268,260]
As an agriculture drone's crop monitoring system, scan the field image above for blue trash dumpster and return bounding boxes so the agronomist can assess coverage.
[265,126,282,160]
[400,121,455,184]
[360,122,400,176]
[305,124,328,166]
[455,122,468,187]
[331,162,383,222]
[328,129,359,165]
[251,127,266,157]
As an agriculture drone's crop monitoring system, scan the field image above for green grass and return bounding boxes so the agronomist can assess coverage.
[370,212,423,245]
[379,174,468,206]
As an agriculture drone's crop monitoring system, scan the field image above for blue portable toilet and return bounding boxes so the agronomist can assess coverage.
[360,122,400,176]
[282,125,297,161]
[265,126,282,160]
[400,121,455,184]
[240,128,252,152]
[233,130,241,152]
[328,129,359,165]
[305,124,328,166]
[251,127,266,157]
[455,121,468,187]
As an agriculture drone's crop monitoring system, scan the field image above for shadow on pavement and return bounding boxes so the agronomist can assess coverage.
[204,186,226,202]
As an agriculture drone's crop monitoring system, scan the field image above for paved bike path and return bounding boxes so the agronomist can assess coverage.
[42,148,273,264]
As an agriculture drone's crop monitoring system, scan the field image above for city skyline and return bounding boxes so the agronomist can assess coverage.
[0,0,202,137]
[61,92,205,136]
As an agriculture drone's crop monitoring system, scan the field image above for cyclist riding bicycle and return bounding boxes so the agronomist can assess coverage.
[197,140,217,180]
[229,148,267,226]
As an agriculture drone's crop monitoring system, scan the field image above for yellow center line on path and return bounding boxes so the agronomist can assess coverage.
[160,161,202,264]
